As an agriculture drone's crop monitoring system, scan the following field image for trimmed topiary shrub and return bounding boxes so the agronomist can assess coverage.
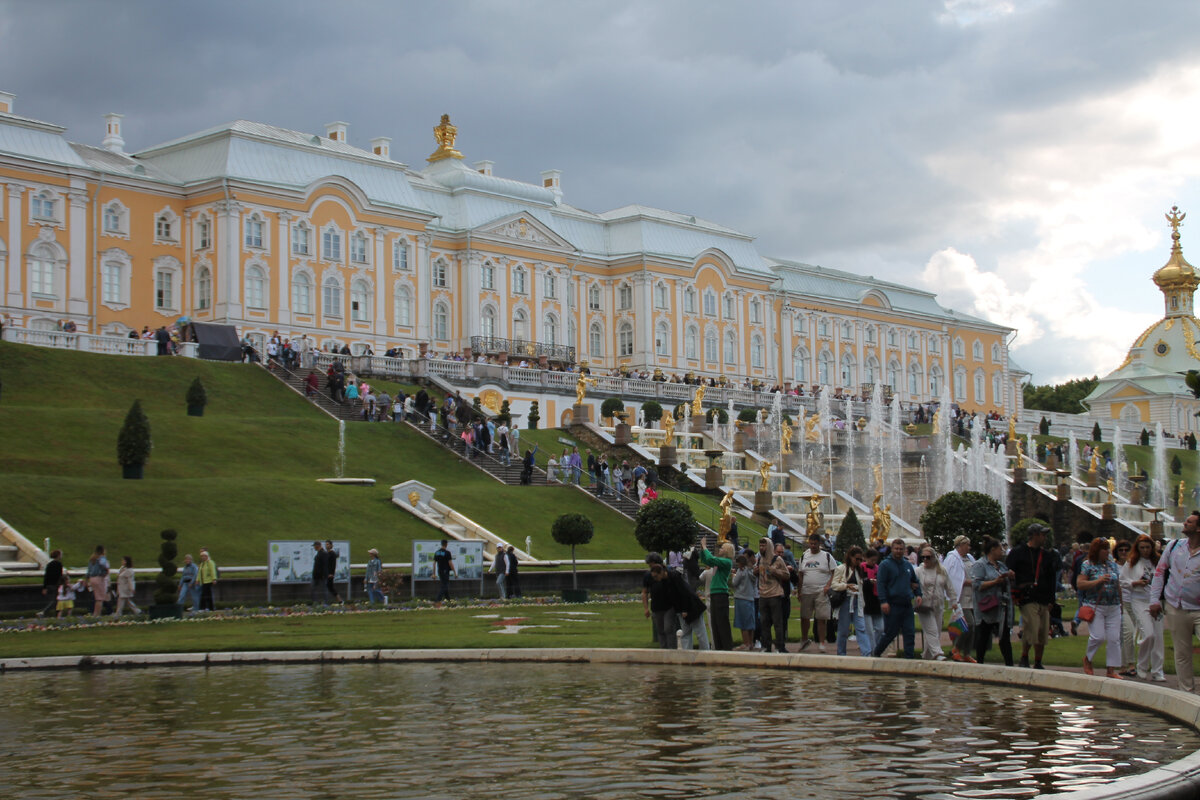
[705,407,729,424]
[551,513,594,591]
[641,401,663,425]
[1092,422,1102,442]
[919,490,1005,556]
[737,408,759,424]
[601,397,625,423]
[527,400,540,429]
[834,507,866,561]
[117,399,152,478]
[1009,517,1054,548]
[186,377,207,416]
[634,498,699,554]
[497,400,511,425]
[153,528,179,605]
[1172,455,1183,475]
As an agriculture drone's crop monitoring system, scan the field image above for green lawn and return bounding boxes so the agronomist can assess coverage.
[0,342,641,571]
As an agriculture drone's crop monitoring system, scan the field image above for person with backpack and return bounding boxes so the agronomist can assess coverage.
[1150,511,1200,692]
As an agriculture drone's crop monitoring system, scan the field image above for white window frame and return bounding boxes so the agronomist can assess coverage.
[481,262,495,290]
[544,272,556,299]
[655,320,669,356]
[684,288,696,314]
[292,223,311,256]
[433,302,449,341]
[705,329,718,363]
[392,238,409,271]
[292,270,314,315]
[724,331,737,365]
[154,207,179,243]
[618,322,634,357]
[30,190,59,223]
[433,258,449,288]
[99,247,132,309]
[196,264,212,311]
[394,283,413,327]
[29,256,54,296]
[196,215,211,250]
[589,323,604,356]
[703,290,717,317]
[350,231,369,265]
[588,284,601,310]
[244,213,266,250]
[350,278,371,321]
[244,264,267,310]
[322,226,343,262]
[685,326,698,360]
[102,201,128,238]
[153,256,181,312]
[722,293,735,320]
[654,283,668,310]
[322,276,343,317]
[751,335,764,369]
[617,283,632,310]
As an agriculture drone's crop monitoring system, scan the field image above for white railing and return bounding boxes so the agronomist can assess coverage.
[2,327,199,358]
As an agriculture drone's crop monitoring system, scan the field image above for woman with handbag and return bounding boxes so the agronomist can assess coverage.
[915,546,955,660]
[1120,535,1165,681]
[1078,537,1125,678]
[832,546,872,656]
[971,537,1015,665]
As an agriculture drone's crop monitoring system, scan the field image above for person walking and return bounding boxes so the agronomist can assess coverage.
[642,552,676,649]
[797,534,836,653]
[915,546,954,660]
[433,540,456,605]
[365,548,384,604]
[1150,511,1200,691]
[755,537,791,653]
[832,546,872,656]
[872,538,923,658]
[491,546,508,599]
[972,537,1015,666]
[943,536,977,663]
[310,541,329,604]
[698,536,735,650]
[1077,537,1123,678]
[505,545,522,597]
[177,553,199,610]
[730,553,757,650]
[323,540,343,603]
[114,556,141,615]
[196,548,218,611]
[1121,535,1165,681]
[86,545,110,616]
[1006,523,1061,669]
[37,549,64,617]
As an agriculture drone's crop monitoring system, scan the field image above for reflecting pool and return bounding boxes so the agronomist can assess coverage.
[1,662,1194,799]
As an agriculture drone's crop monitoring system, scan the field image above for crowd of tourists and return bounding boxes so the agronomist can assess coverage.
[641,512,1200,692]
[39,544,218,618]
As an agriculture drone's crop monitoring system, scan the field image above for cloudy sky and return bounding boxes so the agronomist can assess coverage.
[3,0,1198,384]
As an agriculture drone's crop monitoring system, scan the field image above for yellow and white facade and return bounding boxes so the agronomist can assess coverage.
[0,91,1017,412]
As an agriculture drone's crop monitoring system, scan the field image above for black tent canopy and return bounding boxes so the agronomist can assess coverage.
[188,322,241,361]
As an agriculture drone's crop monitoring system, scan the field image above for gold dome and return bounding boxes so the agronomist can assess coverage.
[1152,206,1197,291]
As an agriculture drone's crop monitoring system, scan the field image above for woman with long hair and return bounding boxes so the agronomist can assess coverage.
[832,546,873,656]
[915,545,955,660]
[1077,538,1124,678]
[971,537,1014,665]
[1120,534,1165,681]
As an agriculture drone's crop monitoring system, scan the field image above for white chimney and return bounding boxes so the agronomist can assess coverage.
[325,121,349,142]
[370,136,391,159]
[102,113,125,153]
[0,91,14,114]
[541,169,562,203]
[475,160,494,176]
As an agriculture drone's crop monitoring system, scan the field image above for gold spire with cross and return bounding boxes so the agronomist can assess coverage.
[1153,205,1197,318]
[427,114,463,163]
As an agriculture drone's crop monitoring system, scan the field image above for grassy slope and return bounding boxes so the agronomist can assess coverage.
[0,342,639,569]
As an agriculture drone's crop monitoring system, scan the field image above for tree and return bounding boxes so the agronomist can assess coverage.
[1172,455,1183,475]
[601,397,625,423]
[1092,422,1102,442]
[641,401,663,425]
[834,507,866,561]
[551,513,594,590]
[1023,376,1099,414]
[737,408,759,423]
[1009,517,1055,548]
[1038,417,1050,435]
[117,399,152,478]
[186,377,207,416]
[527,400,540,429]
[634,498,699,554]
[497,399,511,425]
[153,528,180,605]
[919,490,1005,555]
[705,407,729,424]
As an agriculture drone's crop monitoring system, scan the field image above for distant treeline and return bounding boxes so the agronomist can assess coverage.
[1022,376,1099,415]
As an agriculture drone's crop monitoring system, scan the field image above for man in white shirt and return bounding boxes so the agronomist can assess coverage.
[797,534,837,652]
[1150,511,1200,692]
[942,535,977,663]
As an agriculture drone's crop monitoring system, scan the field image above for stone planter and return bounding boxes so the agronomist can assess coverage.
[562,588,589,603]
[122,463,144,480]
[149,603,183,620]
[187,405,205,417]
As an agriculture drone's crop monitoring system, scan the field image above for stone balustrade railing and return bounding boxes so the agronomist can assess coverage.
[2,327,198,358]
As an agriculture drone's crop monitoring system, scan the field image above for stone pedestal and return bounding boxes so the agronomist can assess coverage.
[733,432,746,453]
[1087,470,1099,488]
[613,422,631,445]
[1046,453,1059,470]
[1150,519,1164,540]
[658,445,677,469]
[1013,467,1026,484]
[1056,483,1071,501]
[572,403,592,426]
[1006,439,1017,456]
[705,465,724,490]
[753,490,773,514]
[1128,475,1147,506]
[1102,503,1116,521]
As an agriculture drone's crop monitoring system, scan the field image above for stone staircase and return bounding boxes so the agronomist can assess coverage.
[0,515,47,573]
[266,362,376,422]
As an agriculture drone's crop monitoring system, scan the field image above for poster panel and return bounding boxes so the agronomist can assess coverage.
[411,540,484,581]
[269,540,351,584]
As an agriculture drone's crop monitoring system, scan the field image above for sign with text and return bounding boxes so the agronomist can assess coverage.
[411,540,484,581]
[269,540,350,585]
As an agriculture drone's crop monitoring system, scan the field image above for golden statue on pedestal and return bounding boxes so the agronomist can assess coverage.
[718,489,735,541]
[691,385,705,417]
[575,373,597,405]
[1015,438,1025,469]
[781,419,793,454]
[806,494,824,538]
[870,494,886,541]
[1179,480,1187,507]
[1089,448,1099,474]
[428,114,464,162]
[758,460,772,492]
[881,504,893,538]
[662,413,676,442]
[932,410,940,436]
[1106,478,1115,504]
[805,413,822,442]
[1008,413,1017,441]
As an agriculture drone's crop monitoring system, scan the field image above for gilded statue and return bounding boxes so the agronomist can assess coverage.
[881,504,893,538]
[1008,413,1017,441]
[780,419,793,454]
[870,493,885,540]
[1088,447,1099,474]
[428,114,463,162]
[575,374,597,405]
[758,460,773,492]
[718,489,735,540]
[856,417,868,431]
[931,409,940,436]
[805,413,822,442]
[662,413,676,441]
[873,465,884,495]
[691,384,706,417]
[1179,480,1187,507]
[805,494,824,538]
[1106,478,1115,504]
[1015,438,1025,469]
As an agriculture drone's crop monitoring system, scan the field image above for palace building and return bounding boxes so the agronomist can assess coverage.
[0,90,1020,412]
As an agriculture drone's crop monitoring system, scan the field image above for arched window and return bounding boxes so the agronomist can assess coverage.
[992,373,1001,405]
[394,284,412,327]
[865,326,876,345]
[322,276,342,317]
[618,321,634,356]
[393,239,408,271]
[480,306,496,339]
[887,359,901,389]
[588,284,601,310]
[29,245,56,296]
[954,368,966,400]
[292,272,313,314]
[842,321,852,340]
[590,322,603,356]
[908,363,923,396]
[930,365,943,397]
[724,331,737,365]
[196,266,212,310]
[480,261,495,290]
[244,265,266,309]
[655,320,670,356]
[432,258,448,288]
[322,226,342,261]
[245,213,265,249]
[793,347,810,383]
[794,315,806,335]
[544,313,558,347]
[887,328,898,347]
[722,293,735,319]
[655,283,668,309]
[433,302,449,341]
[840,352,856,386]
[991,343,1001,362]
[705,329,718,363]
[618,283,633,310]
[350,232,369,264]
[751,334,764,368]
[544,272,556,299]
[750,299,762,324]
[972,339,983,360]
[685,325,698,359]
[567,318,576,348]
[953,337,965,358]
[817,350,832,385]
[703,290,717,316]
[907,332,917,350]
[292,222,311,256]
[865,356,879,385]
[817,318,830,337]
[195,215,210,249]
[513,266,527,295]
[684,287,697,313]
[155,213,174,241]
[974,370,985,403]
[103,203,125,234]
[350,279,371,322]
[31,190,57,221]
[513,309,528,340]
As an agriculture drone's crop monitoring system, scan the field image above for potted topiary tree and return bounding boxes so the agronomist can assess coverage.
[150,528,183,620]
[186,377,207,417]
[641,400,663,427]
[527,400,540,429]
[552,513,594,602]
[117,399,152,479]
[497,399,512,425]
[601,397,625,425]
[634,497,700,554]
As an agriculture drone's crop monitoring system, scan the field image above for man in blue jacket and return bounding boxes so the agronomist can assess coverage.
[872,538,923,658]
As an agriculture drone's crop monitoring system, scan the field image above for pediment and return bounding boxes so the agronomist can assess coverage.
[1089,379,1152,404]
[476,213,574,251]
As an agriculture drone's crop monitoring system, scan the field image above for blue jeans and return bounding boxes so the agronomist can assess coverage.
[496,573,508,599]
[872,602,916,658]
[836,596,873,656]
[178,582,199,609]
[365,584,385,603]
[436,574,451,602]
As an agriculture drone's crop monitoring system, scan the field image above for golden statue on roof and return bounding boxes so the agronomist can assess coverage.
[428,114,463,162]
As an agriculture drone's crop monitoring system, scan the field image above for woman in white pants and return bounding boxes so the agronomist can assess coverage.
[1120,535,1166,681]
[915,545,956,660]
[1077,538,1124,679]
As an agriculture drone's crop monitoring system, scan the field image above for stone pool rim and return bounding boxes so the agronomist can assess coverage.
[4,648,1199,799]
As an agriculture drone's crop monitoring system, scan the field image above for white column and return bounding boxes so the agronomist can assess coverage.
[529,262,541,346]
[632,274,650,365]
[900,328,909,397]
[855,321,865,390]
[496,256,510,339]
[920,333,930,401]
[215,200,243,321]
[373,227,386,335]
[277,212,293,326]
[464,251,481,342]
[6,183,24,306]
[832,318,842,388]
[807,313,817,386]
[781,306,794,383]
[67,187,88,315]
[674,281,685,368]
[764,296,776,381]
[417,233,432,341]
